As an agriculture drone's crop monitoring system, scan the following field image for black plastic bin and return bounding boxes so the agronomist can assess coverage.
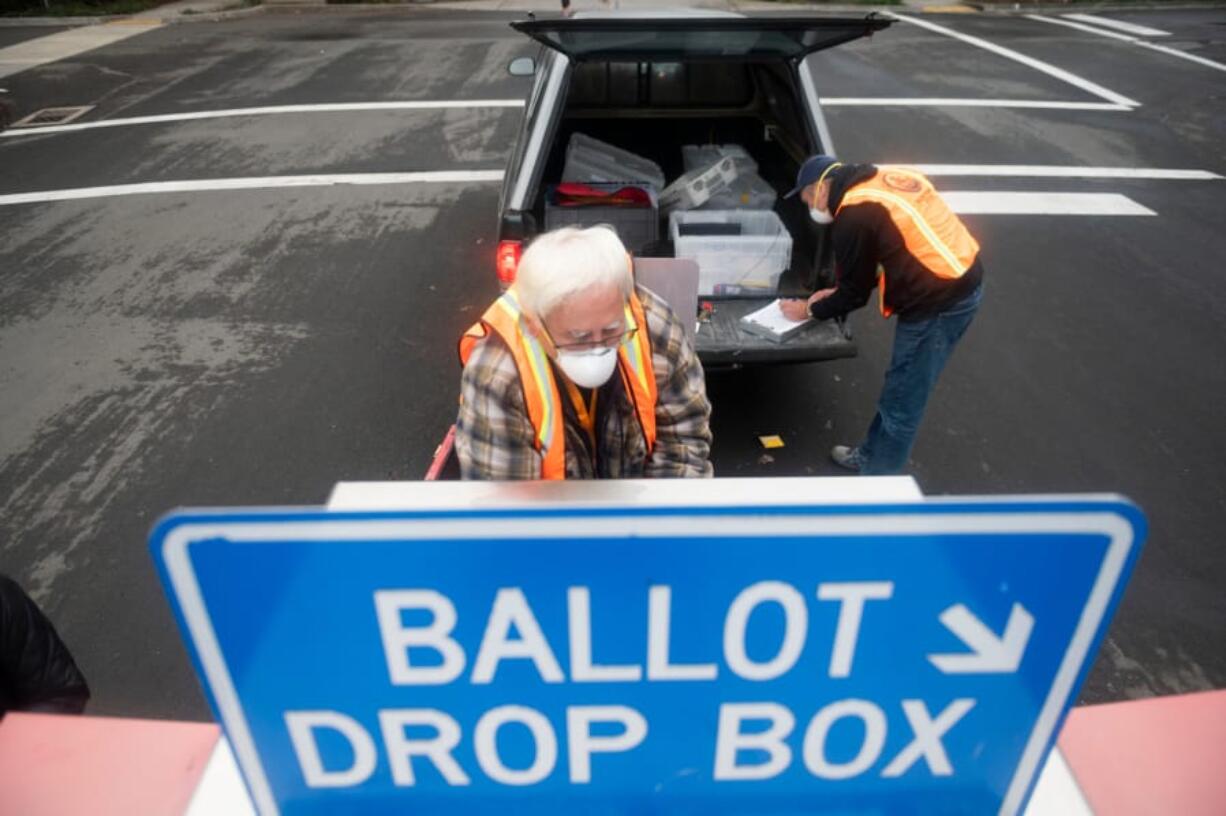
[543,182,659,253]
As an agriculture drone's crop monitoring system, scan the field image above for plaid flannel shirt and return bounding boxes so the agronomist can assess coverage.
[456,285,713,479]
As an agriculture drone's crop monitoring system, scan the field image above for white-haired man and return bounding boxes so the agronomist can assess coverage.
[457,226,713,480]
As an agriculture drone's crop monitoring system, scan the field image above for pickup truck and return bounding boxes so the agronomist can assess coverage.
[495,10,891,367]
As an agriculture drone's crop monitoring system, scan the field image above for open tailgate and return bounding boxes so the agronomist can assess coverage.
[696,298,855,367]
[510,15,891,63]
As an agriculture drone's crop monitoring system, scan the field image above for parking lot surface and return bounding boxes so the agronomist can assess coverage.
[1,5,1224,720]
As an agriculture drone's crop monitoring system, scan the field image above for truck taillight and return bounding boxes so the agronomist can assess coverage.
[496,240,522,285]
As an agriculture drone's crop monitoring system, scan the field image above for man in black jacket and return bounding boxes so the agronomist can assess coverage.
[0,574,90,716]
[781,155,984,475]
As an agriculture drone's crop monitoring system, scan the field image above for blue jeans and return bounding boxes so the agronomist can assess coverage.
[860,283,983,475]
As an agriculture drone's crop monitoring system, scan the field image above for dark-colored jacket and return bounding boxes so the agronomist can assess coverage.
[0,575,90,716]
[810,164,984,323]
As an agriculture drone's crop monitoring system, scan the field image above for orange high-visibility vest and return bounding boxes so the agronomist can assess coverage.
[836,167,980,318]
[458,288,657,480]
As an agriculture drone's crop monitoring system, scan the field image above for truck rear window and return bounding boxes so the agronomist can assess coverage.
[568,61,754,109]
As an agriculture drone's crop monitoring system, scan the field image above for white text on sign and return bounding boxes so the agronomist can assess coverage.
[283,580,1027,788]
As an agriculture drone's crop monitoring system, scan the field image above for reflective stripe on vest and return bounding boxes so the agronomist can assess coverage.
[620,295,658,448]
[459,288,657,479]
[837,168,979,317]
[459,289,566,478]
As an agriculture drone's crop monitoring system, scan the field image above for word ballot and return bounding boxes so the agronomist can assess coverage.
[151,486,1144,815]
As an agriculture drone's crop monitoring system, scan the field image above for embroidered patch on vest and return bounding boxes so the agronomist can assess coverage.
[882,171,923,193]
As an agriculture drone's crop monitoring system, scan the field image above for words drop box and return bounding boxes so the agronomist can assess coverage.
[152,496,1144,815]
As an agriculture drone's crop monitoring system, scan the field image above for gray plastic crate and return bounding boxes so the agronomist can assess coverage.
[562,133,666,191]
[682,144,758,176]
[701,172,778,211]
[660,157,739,213]
[544,183,659,253]
[670,209,792,296]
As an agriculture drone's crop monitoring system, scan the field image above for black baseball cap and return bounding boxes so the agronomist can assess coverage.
[784,155,843,199]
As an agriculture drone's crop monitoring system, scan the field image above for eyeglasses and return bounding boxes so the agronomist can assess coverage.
[552,326,638,353]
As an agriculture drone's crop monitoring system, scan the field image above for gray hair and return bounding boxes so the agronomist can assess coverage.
[515,226,633,320]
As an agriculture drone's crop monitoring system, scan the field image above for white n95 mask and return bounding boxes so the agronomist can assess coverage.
[556,348,619,389]
[809,206,834,225]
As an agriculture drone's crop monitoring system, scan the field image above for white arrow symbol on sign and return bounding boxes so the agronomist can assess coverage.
[927,603,1034,674]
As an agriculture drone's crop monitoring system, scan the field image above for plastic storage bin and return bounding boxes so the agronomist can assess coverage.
[562,133,666,191]
[660,157,739,213]
[670,210,792,296]
[544,183,659,253]
[701,173,778,210]
[681,144,758,176]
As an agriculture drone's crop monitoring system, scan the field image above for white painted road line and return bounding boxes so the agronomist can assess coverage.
[1029,15,1226,75]
[0,100,527,138]
[1132,41,1226,74]
[819,98,1131,112]
[890,13,1141,109]
[1026,15,1138,44]
[0,20,160,80]
[1,177,1163,218]
[0,171,506,207]
[942,192,1156,216]
[1061,14,1171,37]
[895,165,1223,181]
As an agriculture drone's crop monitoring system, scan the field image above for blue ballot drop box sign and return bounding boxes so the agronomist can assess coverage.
[151,486,1144,816]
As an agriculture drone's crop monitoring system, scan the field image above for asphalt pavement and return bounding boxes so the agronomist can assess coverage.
[0,26,70,50]
[0,6,1224,721]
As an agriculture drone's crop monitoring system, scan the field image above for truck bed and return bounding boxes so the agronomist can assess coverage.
[537,115,825,292]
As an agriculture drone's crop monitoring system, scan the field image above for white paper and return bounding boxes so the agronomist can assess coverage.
[741,299,813,336]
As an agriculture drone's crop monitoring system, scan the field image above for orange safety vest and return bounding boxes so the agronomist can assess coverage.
[458,288,658,480]
[836,167,980,318]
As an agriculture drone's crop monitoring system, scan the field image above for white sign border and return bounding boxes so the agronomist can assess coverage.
[156,503,1140,816]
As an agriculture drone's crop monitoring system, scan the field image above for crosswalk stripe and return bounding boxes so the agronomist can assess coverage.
[1061,14,1170,37]
[889,14,1140,108]
[819,98,1131,111]
[0,171,506,207]
[1029,16,1226,75]
[0,100,526,138]
[942,192,1156,216]
[896,165,1222,181]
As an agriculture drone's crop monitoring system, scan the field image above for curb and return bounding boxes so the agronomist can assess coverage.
[0,15,107,25]
[164,4,267,23]
[262,1,456,10]
[0,3,266,26]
